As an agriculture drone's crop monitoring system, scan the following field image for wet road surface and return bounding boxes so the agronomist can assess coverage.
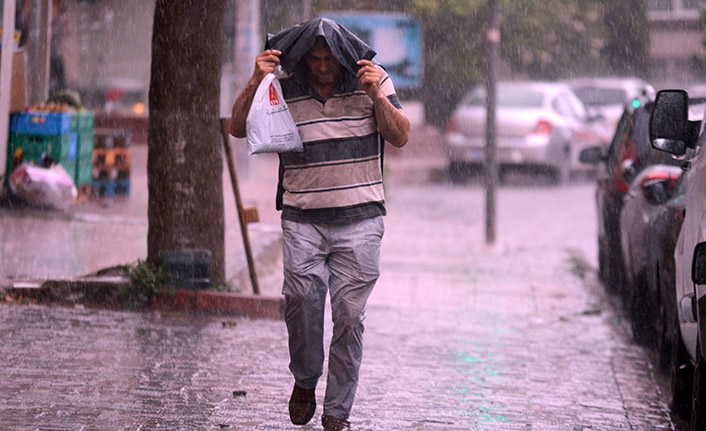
[0,179,681,430]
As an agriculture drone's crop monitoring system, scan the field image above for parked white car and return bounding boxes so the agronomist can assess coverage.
[649,89,706,426]
[565,77,655,143]
[444,81,602,184]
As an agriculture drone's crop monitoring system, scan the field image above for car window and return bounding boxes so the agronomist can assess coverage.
[552,93,577,119]
[572,87,627,107]
[464,87,544,108]
[607,108,633,164]
[567,92,589,122]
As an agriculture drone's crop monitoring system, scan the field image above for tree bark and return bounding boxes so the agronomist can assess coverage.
[148,0,226,283]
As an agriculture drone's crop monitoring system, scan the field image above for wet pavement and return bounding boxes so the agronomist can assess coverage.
[0,127,680,430]
[0,140,282,287]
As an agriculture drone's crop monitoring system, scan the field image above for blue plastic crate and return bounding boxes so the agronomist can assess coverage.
[10,112,72,135]
[92,178,130,197]
[68,133,78,161]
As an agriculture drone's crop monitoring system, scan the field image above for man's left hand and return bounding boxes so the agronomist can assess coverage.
[356,60,383,101]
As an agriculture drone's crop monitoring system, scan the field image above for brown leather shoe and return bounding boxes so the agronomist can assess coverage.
[322,415,351,431]
[288,384,316,425]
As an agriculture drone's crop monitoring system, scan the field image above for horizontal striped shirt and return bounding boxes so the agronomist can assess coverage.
[277,65,401,224]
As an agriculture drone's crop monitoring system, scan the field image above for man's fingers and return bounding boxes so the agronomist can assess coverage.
[257,50,281,64]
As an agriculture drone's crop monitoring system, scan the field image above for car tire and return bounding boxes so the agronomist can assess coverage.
[448,161,477,184]
[656,260,676,372]
[692,341,706,430]
[598,243,608,284]
[551,163,571,185]
[598,235,619,294]
[628,270,652,345]
[670,312,693,420]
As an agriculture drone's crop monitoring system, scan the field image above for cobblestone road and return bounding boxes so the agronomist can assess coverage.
[0,181,680,430]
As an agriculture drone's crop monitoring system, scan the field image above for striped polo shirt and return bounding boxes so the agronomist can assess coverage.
[277,65,402,224]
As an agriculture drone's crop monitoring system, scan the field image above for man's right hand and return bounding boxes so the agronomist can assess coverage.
[253,50,282,83]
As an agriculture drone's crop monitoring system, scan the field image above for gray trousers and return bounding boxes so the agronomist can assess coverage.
[281,216,383,420]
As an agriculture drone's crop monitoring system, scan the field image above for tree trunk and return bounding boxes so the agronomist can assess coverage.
[148,0,226,283]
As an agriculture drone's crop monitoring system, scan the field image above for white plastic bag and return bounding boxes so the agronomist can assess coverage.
[9,163,77,210]
[246,73,303,155]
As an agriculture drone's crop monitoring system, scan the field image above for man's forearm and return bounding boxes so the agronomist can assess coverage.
[229,77,260,138]
[373,95,410,148]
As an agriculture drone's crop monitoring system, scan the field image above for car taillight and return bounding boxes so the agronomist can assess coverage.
[445,116,459,133]
[532,119,553,135]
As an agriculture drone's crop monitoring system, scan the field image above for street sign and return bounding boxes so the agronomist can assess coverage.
[321,12,423,89]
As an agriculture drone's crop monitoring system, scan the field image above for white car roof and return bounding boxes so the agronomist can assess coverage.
[564,76,655,99]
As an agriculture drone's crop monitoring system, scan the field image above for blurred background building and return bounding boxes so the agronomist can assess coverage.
[5,0,706,130]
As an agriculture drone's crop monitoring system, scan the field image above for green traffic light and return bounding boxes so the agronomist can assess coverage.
[632,99,641,108]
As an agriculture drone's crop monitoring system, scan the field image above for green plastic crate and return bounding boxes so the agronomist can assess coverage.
[75,158,93,187]
[9,132,72,162]
[74,111,94,160]
[4,132,74,186]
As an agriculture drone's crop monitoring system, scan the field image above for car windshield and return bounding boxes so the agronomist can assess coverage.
[572,87,627,106]
[464,88,544,108]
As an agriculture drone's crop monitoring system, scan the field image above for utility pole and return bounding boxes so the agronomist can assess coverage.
[301,0,311,21]
[0,0,16,186]
[27,0,51,104]
[232,0,259,179]
[484,0,499,244]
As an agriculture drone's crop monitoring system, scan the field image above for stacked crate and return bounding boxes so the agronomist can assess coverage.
[3,111,95,196]
[92,130,130,197]
[73,111,95,195]
[4,111,76,187]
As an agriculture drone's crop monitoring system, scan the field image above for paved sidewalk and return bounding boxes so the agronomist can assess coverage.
[1,125,677,430]
[0,184,679,430]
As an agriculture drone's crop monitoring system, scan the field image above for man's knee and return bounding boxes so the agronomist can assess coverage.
[332,301,365,331]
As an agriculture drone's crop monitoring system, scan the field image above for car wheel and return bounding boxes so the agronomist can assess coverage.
[692,341,706,430]
[656,260,676,371]
[551,163,571,185]
[628,270,652,345]
[603,222,624,295]
[670,312,693,420]
[551,145,572,185]
[448,161,477,184]
[598,242,608,284]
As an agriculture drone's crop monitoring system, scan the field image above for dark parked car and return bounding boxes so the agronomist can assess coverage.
[649,89,706,426]
[580,98,678,295]
[619,165,684,362]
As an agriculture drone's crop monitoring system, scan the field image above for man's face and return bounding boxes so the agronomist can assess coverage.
[305,43,342,86]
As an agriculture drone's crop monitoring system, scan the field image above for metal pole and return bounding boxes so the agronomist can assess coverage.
[484,0,499,245]
[27,0,50,104]
[301,0,311,21]
[0,0,17,187]
[220,118,260,295]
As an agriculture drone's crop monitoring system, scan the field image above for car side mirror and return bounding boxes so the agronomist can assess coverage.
[650,89,700,155]
[579,146,605,165]
[693,242,706,284]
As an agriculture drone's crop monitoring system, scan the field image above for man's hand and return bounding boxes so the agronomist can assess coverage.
[356,60,383,101]
[253,49,282,83]
[356,60,410,147]
[230,49,282,138]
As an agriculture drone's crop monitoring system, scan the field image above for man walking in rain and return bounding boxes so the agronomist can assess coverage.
[229,18,409,431]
